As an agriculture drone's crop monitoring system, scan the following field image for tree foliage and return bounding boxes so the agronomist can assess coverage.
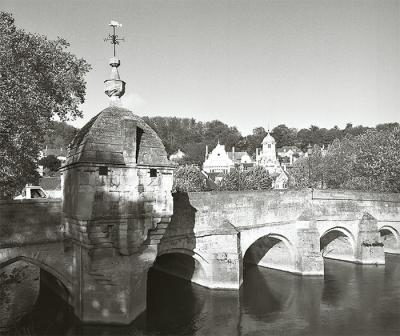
[38,155,61,172]
[44,121,78,149]
[0,12,90,198]
[290,128,400,192]
[172,165,206,192]
[143,112,399,165]
[219,166,273,191]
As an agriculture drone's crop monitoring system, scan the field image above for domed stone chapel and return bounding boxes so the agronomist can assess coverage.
[60,22,176,324]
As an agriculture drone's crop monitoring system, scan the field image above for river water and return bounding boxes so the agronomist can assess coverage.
[6,254,400,336]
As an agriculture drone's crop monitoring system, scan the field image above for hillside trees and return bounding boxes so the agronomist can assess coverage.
[290,128,400,192]
[143,116,244,164]
[0,12,90,198]
[271,124,296,148]
[145,117,395,163]
[44,121,78,149]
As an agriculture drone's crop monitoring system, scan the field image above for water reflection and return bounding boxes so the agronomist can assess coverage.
[5,255,400,336]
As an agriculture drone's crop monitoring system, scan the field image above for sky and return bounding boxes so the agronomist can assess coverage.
[2,0,400,136]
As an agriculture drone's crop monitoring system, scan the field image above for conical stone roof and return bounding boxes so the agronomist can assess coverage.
[64,106,172,167]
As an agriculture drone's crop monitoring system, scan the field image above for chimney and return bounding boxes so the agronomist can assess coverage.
[256,148,259,157]
[232,146,235,159]
[205,145,208,159]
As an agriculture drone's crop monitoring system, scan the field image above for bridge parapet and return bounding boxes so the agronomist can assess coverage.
[159,189,400,289]
[0,199,63,247]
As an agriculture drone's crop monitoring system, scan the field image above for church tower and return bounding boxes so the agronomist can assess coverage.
[256,131,280,175]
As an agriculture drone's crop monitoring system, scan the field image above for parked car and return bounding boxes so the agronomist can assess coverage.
[14,185,49,199]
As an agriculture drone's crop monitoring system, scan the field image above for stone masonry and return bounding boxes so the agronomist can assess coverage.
[60,106,175,324]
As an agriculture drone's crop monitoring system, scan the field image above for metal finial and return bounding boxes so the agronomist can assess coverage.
[104,20,125,57]
[103,20,126,103]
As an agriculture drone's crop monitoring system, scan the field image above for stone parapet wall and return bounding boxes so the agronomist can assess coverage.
[0,199,62,247]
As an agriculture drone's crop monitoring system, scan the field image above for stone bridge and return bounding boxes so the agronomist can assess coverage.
[1,189,400,326]
[156,189,400,289]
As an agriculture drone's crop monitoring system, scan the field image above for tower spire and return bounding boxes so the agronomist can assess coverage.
[104,20,126,105]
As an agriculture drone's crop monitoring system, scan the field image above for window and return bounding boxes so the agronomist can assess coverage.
[268,144,271,148]
[31,189,46,198]
[99,166,108,176]
[150,168,157,177]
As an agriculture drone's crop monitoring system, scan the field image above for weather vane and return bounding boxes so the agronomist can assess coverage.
[103,20,126,103]
[104,20,125,57]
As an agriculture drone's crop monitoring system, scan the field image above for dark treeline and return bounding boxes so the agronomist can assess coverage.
[44,121,78,149]
[142,117,400,165]
[44,119,399,166]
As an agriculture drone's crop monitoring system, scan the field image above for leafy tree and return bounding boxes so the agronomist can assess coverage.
[290,144,324,189]
[219,166,272,191]
[376,122,400,132]
[241,127,267,156]
[172,165,206,192]
[38,155,61,172]
[0,12,90,198]
[271,124,296,148]
[181,142,207,166]
[290,128,400,192]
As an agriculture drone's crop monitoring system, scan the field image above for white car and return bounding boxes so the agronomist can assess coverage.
[14,185,49,199]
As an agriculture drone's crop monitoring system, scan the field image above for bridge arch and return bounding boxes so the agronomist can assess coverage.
[320,227,356,261]
[0,256,72,295]
[1,256,71,289]
[152,248,210,287]
[243,233,297,273]
[379,225,400,253]
[0,256,72,327]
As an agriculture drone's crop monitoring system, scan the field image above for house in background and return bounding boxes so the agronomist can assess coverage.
[169,149,186,162]
[277,146,303,165]
[227,147,254,171]
[40,146,67,163]
[272,169,290,189]
[203,142,235,174]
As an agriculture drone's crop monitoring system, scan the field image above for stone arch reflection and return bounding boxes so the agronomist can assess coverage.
[146,253,208,335]
[241,265,297,320]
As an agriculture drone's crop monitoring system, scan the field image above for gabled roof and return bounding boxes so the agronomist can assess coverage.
[227,152,250,161]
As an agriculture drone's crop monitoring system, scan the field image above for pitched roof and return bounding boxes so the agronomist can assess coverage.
[227,152,250,161]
